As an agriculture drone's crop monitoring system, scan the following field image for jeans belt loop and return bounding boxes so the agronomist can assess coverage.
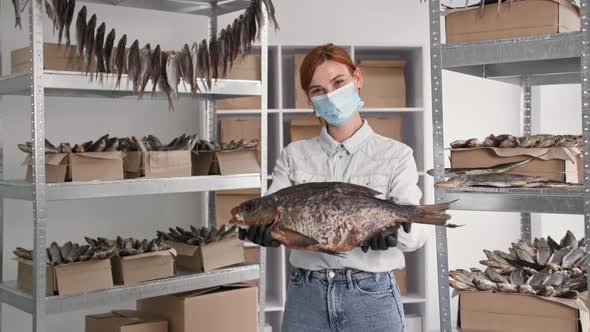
[304,269,312,284]
[374,272,380,282]
[346,269,354,289]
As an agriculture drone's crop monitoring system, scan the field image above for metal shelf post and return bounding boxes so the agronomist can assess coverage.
[30,0,48,331]
[206,2,219,227]
[520,77,532,242]
[429,0,452,331]
[581,0,590,309]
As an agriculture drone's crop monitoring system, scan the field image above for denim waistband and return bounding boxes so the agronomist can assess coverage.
[294,267,393,284]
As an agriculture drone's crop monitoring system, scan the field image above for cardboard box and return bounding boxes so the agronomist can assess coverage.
[294,54,311,109]
[458,291,589,332]
[357,59,406,108]
[393,268,407,296]
[367,117,403,142]
[70,152,124,181]
[11,43,126,74]
[111,250,176,285]
[17,258,113,296]
[23,153,68,183]
[137,284,259,332]
[289,116,403,143]
[192,148,260,176]
[166,238,245,273]
[124,151,192,179]
[215,188,260,228]
[444,0,580,43]
[217,56,262,110]
[450,147,583,183]
[244,247,259,264]
[220,119,261,142]
[290,117,323,142]
[86,310,168,332]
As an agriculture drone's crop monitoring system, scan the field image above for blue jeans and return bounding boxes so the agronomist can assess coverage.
[281,268,405,332]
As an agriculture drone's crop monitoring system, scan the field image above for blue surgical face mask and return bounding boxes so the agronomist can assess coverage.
[311,81,364,127]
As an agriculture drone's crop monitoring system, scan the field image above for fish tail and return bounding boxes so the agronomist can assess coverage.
[412,200,457,226]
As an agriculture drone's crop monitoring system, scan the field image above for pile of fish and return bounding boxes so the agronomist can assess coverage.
[17,134,199,154]
[157,225,239,246]
[84,236,171,257]
[13,241,117,265]
[449,231,587,299]
[11,0,280,110]
[435,173,582,189]
[193,138,259,152]
[450,134,582,149]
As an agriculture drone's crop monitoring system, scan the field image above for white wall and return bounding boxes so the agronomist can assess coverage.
[0,0,571,331]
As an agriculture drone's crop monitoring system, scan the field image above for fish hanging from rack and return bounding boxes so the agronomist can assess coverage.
[104,28,116,75]
[94,22,107,78]
[151,45,162,97]
[12,0,30,30]
[84,14,97,75]
[75,5,86,58]
[114,34,127,89]
[127,39,141,93]
[178,44,196,95]
[64,0,75,47]
[56,0,68,45]
[138,43,153,98]
[163,51,180,111]
[197,39,210,90]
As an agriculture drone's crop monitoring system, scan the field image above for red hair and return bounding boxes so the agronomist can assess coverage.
[300,44,356,93]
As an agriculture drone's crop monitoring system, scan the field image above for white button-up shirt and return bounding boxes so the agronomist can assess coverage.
[266,119,427,272]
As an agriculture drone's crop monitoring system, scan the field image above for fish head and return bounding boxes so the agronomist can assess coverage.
[229,197,276,226]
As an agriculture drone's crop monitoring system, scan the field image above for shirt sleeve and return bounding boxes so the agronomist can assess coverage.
[265,147,293,196]
[388,146,428,252]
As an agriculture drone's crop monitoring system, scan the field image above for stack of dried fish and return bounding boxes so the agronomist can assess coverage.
[12,0,280,112]
[13,241,116,265]
[435,173,582,189]
[17,134,198,154]
[449,231,587,299]
[450,134,582,149]
[193,138,259,152]
[157,225,239,246]
[84,236,171,257]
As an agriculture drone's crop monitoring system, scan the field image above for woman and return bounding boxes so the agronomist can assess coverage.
[239,44,426,332]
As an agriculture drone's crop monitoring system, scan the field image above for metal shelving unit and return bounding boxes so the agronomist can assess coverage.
[0,1,269,331]
[429,0,590,331]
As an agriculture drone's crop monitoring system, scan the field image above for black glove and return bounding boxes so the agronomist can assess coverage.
[238,224,281,248]
[360,223,412,253]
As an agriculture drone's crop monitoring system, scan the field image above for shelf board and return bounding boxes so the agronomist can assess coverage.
[0,264,259,315]
[438,187,584,215]
[264,301,284,312]
[277,108,424,114]
[217,109,280,115]
[442,32,581,85]
[82,0,250,16]
[402,294,427,304]
[0,174,261,201]
[0,71,261,99]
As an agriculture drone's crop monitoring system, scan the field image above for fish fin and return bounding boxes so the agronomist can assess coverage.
[411,201,457,226]
[275,225,318,247]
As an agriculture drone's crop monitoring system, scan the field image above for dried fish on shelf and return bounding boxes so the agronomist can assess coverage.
[84,236,171,257]
[157,225,239,247]
[13,241,116,265]
[426,158,534,178]
[435,174,582,189]
[11,0,30,30]
[450,134,583,149]
[449,230,588,299]
[193,138,260,153]
[104,28,116,75]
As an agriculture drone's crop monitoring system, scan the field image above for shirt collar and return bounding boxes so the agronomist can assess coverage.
[319,119,374,156]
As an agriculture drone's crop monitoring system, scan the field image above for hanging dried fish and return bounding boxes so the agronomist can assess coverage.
[197,39,211,89]
[164,51,181,111]
[45,0,56,30]
[64,0,75,46]
[262,0,279,30]
[12,0,30,30]
[218,28,228,78]
[128,39,141,93]
[75,5,86,57]
[138,43,153,98]
[84,14,97,74]
[252,0,263,40]
[178,44,196,95]
[114,34,127,89]
[104,29,116,75]
[151,45,162,97]
[56,0,68,45]
[209,34,220,82]
[231,18,241,61]
[94,22,106,77]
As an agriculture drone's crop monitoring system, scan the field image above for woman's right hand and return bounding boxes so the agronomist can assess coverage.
[238,224,281,248]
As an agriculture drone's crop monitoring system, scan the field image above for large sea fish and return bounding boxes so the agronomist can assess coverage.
[229,182,455,254]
